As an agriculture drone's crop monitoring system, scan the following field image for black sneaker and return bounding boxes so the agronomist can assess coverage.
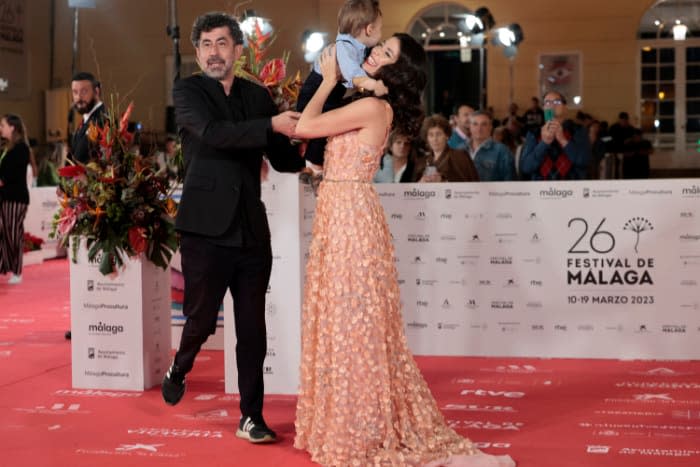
[161,363,185,405]
[236,416,277,443]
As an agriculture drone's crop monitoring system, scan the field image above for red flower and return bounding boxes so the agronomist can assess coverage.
[119,102,134,135]
[260,58,286,87]
[58,165,86,178]
[128,226,147,254]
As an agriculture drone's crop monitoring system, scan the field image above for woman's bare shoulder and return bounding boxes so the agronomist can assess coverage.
[348,97,392,122]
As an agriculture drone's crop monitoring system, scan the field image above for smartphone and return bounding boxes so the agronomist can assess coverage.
[544,108,554,122]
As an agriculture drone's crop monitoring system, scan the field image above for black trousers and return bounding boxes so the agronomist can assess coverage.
[175,234,272,420]
[296,70,347,166]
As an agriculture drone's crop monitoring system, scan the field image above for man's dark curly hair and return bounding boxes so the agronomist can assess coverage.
[191,12,244,47]
[354,33,427,137]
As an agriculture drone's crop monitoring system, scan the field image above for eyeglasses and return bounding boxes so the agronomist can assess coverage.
[543,99,563,106]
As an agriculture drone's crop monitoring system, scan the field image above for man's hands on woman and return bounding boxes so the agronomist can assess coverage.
[272,111,300,138]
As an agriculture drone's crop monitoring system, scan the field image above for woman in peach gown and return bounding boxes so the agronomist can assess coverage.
[293,34,515,467]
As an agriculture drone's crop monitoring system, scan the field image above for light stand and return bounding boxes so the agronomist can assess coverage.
[68,0,96,78]
[166,0,181,82]
[465,7,495,109]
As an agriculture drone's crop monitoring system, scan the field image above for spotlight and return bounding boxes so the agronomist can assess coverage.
[672,22,688,40]
[493,23,524,47]
[239,10,273,39]
[465,7,495,34]
[301,30,327,63]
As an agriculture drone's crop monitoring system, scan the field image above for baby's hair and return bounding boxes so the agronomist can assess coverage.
[338,0,381,37]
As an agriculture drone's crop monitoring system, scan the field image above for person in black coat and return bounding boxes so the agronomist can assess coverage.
[160,12,304,444]
[69,71,108,164]
[0,114,31,284]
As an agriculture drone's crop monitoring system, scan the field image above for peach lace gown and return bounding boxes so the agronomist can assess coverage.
[294,128,515,467]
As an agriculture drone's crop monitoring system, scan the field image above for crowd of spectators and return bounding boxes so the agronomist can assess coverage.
[372,93,653,183]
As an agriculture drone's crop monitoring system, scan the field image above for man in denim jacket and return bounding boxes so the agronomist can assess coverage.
[466,110,515,181]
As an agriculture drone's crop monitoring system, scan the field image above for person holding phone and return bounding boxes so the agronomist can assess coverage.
[417,113,479,182]
[519,90,590,180]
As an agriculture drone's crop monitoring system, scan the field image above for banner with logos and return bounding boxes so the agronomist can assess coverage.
[376,179,700,359]
[223,177,699,394]
[224,170,303,395]
[70,238,171,390]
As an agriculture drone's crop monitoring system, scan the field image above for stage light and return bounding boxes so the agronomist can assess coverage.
[493,23,524,48]
[672,21,688,40]
[301,31,327,63]
[239,10,273,38]
[465,7,495,34]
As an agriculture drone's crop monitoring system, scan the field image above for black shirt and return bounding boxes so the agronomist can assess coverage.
[207,79,262,248]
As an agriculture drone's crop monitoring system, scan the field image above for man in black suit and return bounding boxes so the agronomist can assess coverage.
[69,71,108,164]
[64,71,109,341]
[160,12,304,444]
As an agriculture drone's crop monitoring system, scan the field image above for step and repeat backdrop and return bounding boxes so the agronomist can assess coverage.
[27,176,700,393]
[295,178,700,361]
[368,180,699,360]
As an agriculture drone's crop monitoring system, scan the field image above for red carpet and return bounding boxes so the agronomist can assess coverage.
[1,259,700,466]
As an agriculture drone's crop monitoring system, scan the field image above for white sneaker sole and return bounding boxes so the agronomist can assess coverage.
[235,428,276,444]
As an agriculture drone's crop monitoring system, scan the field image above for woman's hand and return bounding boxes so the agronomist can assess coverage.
[318,44,340,84]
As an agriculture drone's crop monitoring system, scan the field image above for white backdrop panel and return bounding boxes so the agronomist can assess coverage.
[375,180,700,359]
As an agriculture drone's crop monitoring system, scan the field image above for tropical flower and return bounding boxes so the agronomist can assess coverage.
[234,19,301,112]
[233,16,302,181]
[50,100,179,275]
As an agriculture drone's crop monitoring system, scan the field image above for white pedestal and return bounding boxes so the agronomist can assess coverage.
[223,171,304,395]
[24,186,66,259]
[69,238,171,390]
[23,250,44,266]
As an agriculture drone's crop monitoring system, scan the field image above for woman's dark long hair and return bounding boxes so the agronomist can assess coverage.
[355,33,427,137]
[1,113,29,150]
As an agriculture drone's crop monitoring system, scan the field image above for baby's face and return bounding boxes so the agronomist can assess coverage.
[363,15,383,47]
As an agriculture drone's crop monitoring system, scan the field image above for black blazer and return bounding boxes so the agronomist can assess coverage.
[173,74,304,239]
[0,142,30,204]
[70,103,109,164]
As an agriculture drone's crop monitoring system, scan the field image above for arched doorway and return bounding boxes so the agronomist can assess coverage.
[407,3,485,117]
[638,0,700,164]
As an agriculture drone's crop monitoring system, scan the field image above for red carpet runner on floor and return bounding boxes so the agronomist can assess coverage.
[1,259,700,466]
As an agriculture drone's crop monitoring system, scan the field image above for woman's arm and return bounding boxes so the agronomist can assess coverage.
[295,45,389,142]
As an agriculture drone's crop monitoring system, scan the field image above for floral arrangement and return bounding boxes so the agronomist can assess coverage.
[235,19,302,111]
[50,101,178,275]
[23,232,44,253]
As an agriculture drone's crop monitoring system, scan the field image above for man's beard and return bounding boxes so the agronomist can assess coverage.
[74,98,97,114]
[203,57,231,81]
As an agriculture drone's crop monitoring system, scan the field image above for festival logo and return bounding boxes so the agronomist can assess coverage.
[566,217,655,286]
[623,217,654,253]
